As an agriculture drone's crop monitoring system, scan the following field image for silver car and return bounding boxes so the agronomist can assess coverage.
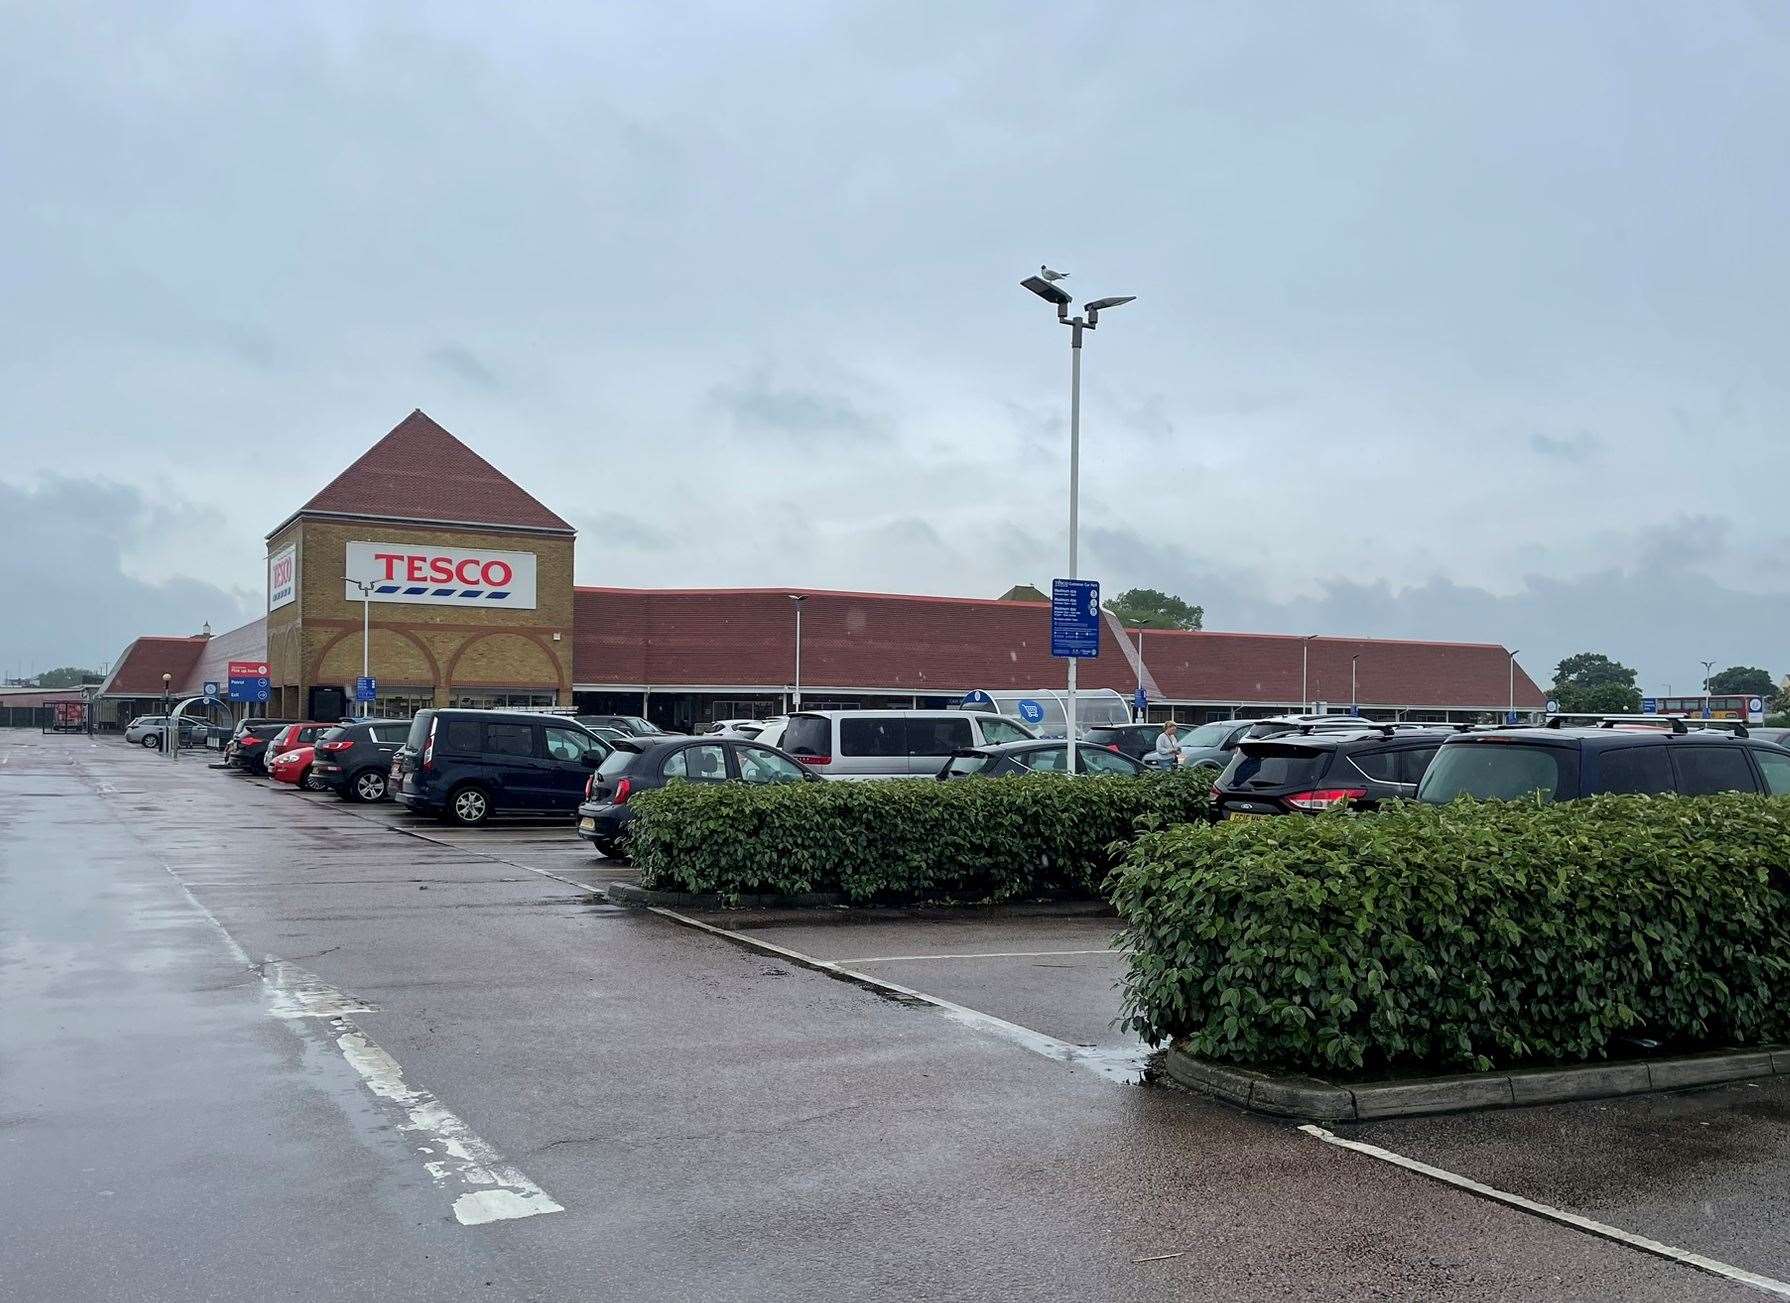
[780,709,1036,779]
[1176,713,1381,770]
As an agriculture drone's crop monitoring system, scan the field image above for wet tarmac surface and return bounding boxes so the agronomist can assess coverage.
[4,732,1784,1300]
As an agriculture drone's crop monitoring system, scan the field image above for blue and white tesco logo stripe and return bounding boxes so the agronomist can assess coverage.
[345,541,538,610]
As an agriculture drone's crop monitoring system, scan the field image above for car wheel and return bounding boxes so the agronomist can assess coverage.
[300,768,324,791]
[349,769,388,802]
[140,734,159,749]
[591,836,618,858]
[447,785,492,827]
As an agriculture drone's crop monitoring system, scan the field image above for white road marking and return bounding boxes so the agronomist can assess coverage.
[1301,1124,1790,1298]
[839,948,1121,964]
[650,907,1148,1084]
[165,867,563,1226]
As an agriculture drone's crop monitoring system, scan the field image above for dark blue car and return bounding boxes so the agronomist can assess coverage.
[394,709,610,826]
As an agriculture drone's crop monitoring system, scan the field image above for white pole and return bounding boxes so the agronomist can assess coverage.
[1301,639,1310,714]
[1066,323,1082,774]
[793,604,803,710]
[362,588,371,713]
[1351,655,1358,713]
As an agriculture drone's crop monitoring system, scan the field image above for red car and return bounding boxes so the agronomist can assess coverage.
[269,743,318,788]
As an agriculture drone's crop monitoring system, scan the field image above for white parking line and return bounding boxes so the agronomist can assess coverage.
[166,867,563,1226]
[650,907,1148,1083]
[839,948,1122,964]
[1301,1125,1790,1298]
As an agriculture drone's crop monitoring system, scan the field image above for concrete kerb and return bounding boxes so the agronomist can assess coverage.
[602,879,1115,921]
[1163,1043,1790,1122]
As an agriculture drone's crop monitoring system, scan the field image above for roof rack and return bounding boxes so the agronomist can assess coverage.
[1544,714,1751,738]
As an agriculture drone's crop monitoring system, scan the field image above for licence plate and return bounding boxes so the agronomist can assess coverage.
[579,817,596,832]
[1226,811,1270,820]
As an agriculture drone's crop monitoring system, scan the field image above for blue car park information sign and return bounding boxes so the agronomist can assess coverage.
[202,681,221,700]
[1134,687,1147,712]
[1506,710,1520,725]
[355,676,377,703]
[1016,699,1046,726]
[961,690,995,710]
[1050,578,1101,659]
[1642,697,1658,714]
[226,659,270,703]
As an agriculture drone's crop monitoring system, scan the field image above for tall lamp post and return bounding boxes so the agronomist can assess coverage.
[161,671,172,757]
[788,594,806,712]
[1701,659,1716,718]
[348,578,376,715]
[1300,635,1318,714]
[1508,650,1521,722]
[1021,272,1136,775]
[1350,654,1360,716]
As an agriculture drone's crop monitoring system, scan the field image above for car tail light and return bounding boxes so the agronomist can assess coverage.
[584,773,595,800]
[422,717,437,771]
[1108,744,1123,754]
[1285,787,1368,811]
[320,740,354,752]
[243,737,266,748]
[1210,782,1222,800]
[613,777,633,805]
[795,755,831,766]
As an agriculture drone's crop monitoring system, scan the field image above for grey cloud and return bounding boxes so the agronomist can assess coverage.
[1529,430,1601,460]
[575,512,676,554]
[429,344,503,391]
[709,369,885,443]
[0,477,257,673]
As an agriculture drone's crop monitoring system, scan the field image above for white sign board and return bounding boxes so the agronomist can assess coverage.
[344,541,538,610]
[268,542,298,611]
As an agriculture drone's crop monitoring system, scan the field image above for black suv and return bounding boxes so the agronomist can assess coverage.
[576,734,816,857]
[1212,724,1455,818]
[311,719,412,802]
[394,709,611,825]
[1084,722,1166,762]
[1418,718,1790,803]
[224,719,299,775]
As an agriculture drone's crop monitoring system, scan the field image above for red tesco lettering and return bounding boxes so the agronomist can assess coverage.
[372,552,515,589]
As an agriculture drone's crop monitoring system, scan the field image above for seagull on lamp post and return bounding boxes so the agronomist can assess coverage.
[1039,265,1069,281]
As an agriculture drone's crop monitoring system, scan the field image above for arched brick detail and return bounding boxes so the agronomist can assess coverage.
[310,625,442,689]
[443,629,571,696]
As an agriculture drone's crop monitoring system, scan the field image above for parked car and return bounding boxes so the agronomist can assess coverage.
[1418,718,1790,803]
[310,719,412,802]
[223,720,298,774]
[575,715,673,737]
[939,740,1145,779]
[123,715,205,749]
[394,709,611,825]
[749,717,788,749]
[1179,714,1381,771]
[268,744,319,788]
[780,709,1037,779]
[1753,726,1790,747]
[263,723,335,771]
[705,718,770,737]
[577,734,818,857]
[1083,722,1166,762]
[1211,725,1456,818]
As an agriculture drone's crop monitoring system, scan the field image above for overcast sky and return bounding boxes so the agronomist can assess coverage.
[4,1,1787,693]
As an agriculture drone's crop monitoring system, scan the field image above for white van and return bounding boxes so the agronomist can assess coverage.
[780,710,1035,779]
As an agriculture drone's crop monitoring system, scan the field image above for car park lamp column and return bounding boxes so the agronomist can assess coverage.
[1301,635,1317,713]
[1508,649,1520,719]
[1021,272,1136,775]
[788,594,806,711]
[1351,654,1359,714]
[1701,659,1716,717]
[349,578,376,715]
[161,671,172,756]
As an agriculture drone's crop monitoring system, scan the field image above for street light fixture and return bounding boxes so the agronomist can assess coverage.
[789,594,807,711]
[1020,271,1136,774]
[1301,635,1318,714]
[1508,650,1521,722]
[1701,659,1716,718]
[161,671,173,756]
[349,578,377,716]
[1351,654,1360,715]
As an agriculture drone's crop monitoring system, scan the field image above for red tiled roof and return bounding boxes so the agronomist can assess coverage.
[571,587,1546,709]
[98,636,209,697]
[269,410,573,537]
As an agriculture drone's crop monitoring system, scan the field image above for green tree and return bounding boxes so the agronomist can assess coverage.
[1706,666,1775,697]
[34,666,102,688]
[1551,652,1640,714]
[1105,587,1204,631]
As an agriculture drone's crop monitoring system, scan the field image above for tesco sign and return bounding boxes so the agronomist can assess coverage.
[345,541,537,610]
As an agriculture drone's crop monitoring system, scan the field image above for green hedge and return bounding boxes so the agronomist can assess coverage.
[628,770,1213,904]
[1111,795,1790,1077]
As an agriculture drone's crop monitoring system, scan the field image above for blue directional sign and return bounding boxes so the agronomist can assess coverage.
[961,690,995,710]
[1348,704,1361,717]
[1642,697,1658,715]
[354,676,377,703]
[1133,687,1148,713]
[1050,578,1101,659]
[1506,710,1520,725]
[202,681,220,700]
[1545,698,1560,714]
[1702,706,1713,719]
[1016,698,1046,726]
[227,677,270,703]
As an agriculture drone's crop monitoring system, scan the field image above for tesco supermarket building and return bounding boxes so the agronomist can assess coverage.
[94,411,1546,731]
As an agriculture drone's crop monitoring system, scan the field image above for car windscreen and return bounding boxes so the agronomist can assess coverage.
[318,727,348,743]
[946,752,992,777]
[596,747,641,778]
[782,715,831,757]
[1179,721,1237,748]
[1418,742,1572,803]
[1224,744,1331,790]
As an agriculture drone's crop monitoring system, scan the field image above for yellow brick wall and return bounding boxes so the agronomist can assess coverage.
[265,518,576,708]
